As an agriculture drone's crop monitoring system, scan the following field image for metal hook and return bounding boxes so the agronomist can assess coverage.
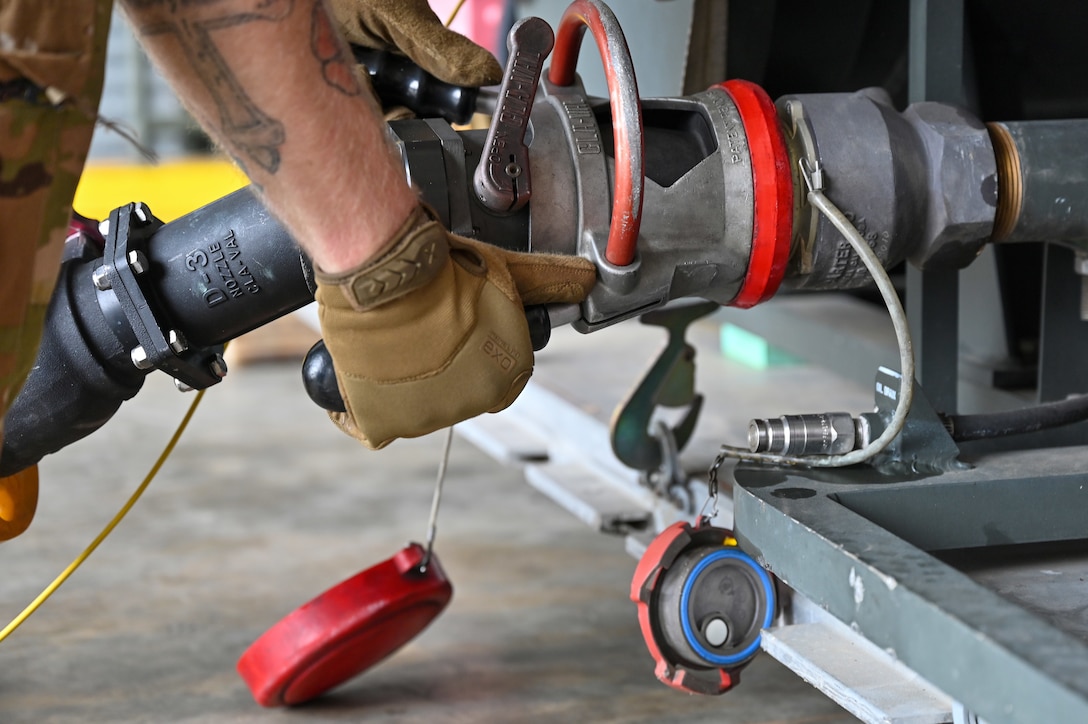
[610,300,718,474]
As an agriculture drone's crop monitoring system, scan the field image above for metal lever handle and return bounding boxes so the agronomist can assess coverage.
[473,17,555,213]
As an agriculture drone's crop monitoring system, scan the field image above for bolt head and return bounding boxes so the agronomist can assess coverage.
[133,202,150,224]
[173,378,195,393]
[128,250,149,275]
[92,265,112,291]
[209,354,228,379]
[168,329,188,354]
[130,345,153,370]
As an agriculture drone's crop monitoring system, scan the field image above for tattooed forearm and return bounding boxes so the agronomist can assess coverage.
[311,1,362,96]
[128,0,293,174]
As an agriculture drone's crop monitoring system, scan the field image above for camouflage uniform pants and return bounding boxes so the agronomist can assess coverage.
[0,0,113,538]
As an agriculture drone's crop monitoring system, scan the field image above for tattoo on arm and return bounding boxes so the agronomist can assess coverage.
[311,1,362,96]
[131,0,293,174]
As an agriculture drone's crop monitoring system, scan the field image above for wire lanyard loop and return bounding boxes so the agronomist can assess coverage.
[419,426,454,572]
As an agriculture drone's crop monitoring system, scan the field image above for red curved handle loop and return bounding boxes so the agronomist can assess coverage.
[548,0,644,267]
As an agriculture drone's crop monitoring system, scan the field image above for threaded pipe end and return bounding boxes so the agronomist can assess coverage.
[987,122,1023,243]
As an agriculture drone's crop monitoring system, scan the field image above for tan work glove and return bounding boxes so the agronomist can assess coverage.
[315,206,596,449]
[328,0,503,87]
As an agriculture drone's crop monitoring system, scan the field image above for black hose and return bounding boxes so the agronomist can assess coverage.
[1,191,315,477]
[943,395,1088,442]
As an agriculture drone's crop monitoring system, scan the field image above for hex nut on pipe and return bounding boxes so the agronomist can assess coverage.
[128,250,150,275]
[210,354,228,379]
[902,102,998,269]
[130,346,153,370]
[91,265,111,291]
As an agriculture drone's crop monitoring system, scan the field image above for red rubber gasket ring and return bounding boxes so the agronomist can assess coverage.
[237,543,452,707]
[548,0,644,267]
[716,80,793,308]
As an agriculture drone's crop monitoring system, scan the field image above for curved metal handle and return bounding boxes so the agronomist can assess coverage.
[548,0,644,267]
[474,17,555,213]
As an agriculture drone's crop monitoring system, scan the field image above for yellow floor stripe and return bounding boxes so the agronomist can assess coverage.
[73,157,248,223]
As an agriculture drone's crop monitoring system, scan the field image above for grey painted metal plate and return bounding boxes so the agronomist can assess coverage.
[733,449,1088,724]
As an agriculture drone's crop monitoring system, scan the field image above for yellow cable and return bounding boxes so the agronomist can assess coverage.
[1,0,469,648]
[445,0,469,27]
[0,387,207,644]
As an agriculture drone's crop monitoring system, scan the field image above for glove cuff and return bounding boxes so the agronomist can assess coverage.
[315,204,449,311]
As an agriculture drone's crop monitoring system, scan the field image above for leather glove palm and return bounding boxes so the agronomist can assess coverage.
[327,0,503,87]
[315,206,596,449]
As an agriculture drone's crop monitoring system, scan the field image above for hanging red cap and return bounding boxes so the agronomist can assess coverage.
[237,543,452,707]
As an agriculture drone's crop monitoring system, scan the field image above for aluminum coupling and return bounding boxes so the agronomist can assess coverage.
[748,412,861,456]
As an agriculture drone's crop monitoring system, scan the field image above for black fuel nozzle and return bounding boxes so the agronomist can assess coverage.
[351,46,485,125]
[1,190,316,477]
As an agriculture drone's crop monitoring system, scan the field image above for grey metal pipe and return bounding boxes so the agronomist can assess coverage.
[989,120,1088,247]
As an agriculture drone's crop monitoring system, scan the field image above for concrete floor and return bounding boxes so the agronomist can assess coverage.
[0,311,863,723]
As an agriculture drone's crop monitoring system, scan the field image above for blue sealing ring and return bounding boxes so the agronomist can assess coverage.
[679,548,775,667]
